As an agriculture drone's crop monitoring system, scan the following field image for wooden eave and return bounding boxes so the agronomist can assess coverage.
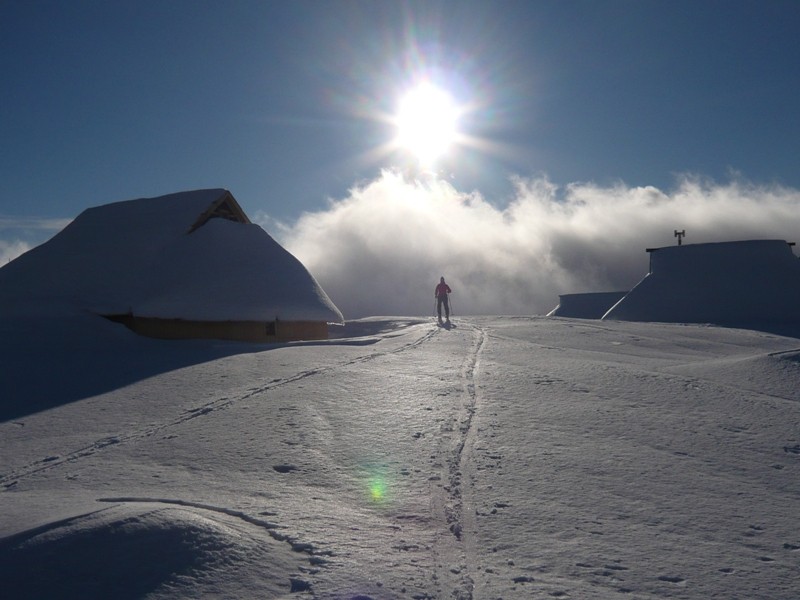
[188,190,251,233]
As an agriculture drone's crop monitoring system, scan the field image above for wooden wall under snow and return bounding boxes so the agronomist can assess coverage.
[106,315,329,343]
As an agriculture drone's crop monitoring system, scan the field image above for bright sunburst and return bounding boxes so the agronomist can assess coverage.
[393,82,460,166]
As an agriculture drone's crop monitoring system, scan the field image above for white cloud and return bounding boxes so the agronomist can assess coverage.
[0,217,70,266]
[250,211,293,239]
[0,217,72,231]
[1,240,32,264]
[268,170,800,319]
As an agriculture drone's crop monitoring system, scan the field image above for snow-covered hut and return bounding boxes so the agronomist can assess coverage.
[602,239,800,326]
[0,189,343,342]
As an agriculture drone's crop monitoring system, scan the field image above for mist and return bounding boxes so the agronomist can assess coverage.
[0,217,71,264]
[264,171,800,319]
[1,240,30,265]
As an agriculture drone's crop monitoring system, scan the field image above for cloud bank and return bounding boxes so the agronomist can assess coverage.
[1,240,31,265]
[262,171,800,319]
[0,217,71,264]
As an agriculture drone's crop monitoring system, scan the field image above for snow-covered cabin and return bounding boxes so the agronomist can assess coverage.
[0,189,343,342]
[602,239,800,326]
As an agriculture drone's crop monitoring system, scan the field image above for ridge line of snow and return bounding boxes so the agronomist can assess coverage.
[94,497,332,558]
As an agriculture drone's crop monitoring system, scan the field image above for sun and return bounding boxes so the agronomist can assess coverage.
[393,82,460,166]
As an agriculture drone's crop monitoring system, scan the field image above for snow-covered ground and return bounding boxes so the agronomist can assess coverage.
[2,315,799,599]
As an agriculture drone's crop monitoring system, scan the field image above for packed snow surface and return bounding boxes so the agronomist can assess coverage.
[2,315,799,599]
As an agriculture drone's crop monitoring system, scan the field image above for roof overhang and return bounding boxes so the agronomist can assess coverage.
[188,190,251,233]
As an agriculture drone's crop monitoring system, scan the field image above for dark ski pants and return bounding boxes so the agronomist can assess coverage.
[437,295,450,319]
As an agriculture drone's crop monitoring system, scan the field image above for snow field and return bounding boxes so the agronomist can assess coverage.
[2,316,800,599]
[468,318,800,599]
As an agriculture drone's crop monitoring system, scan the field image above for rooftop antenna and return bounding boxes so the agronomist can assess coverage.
[674,229,686,246]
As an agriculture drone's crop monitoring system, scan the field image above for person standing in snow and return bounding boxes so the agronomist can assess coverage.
[435,276,452,321]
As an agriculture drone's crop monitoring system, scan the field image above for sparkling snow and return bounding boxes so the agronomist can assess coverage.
[2,315,799,599]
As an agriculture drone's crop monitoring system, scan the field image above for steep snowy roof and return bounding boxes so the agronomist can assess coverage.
[603,239,800,325]
[0,189,343,323]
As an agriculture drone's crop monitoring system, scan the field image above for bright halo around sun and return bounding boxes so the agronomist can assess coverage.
[394,82,460,166]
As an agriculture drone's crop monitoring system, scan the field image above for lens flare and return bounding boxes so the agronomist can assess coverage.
[369,476,388,501]
[363,464,393,504]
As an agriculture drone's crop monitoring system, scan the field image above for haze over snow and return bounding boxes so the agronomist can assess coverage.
[265,171,800,318]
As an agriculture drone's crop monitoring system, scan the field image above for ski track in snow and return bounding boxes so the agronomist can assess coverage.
[0,325,439,489]
[430,323,487,600]
[2,320,495,600]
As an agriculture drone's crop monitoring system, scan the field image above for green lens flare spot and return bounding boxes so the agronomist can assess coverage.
[369,477,387,501]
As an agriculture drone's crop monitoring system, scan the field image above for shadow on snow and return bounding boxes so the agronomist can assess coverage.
[0,315,404,422]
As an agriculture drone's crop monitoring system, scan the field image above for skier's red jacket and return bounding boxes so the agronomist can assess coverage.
[435,282,451,298]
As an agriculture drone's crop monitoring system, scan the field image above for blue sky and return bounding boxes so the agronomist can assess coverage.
[2,1,800,304]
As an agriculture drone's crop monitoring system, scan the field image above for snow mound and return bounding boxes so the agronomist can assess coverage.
[0,189,343,323]
[603,240,800,327]
[0,503,305,599]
